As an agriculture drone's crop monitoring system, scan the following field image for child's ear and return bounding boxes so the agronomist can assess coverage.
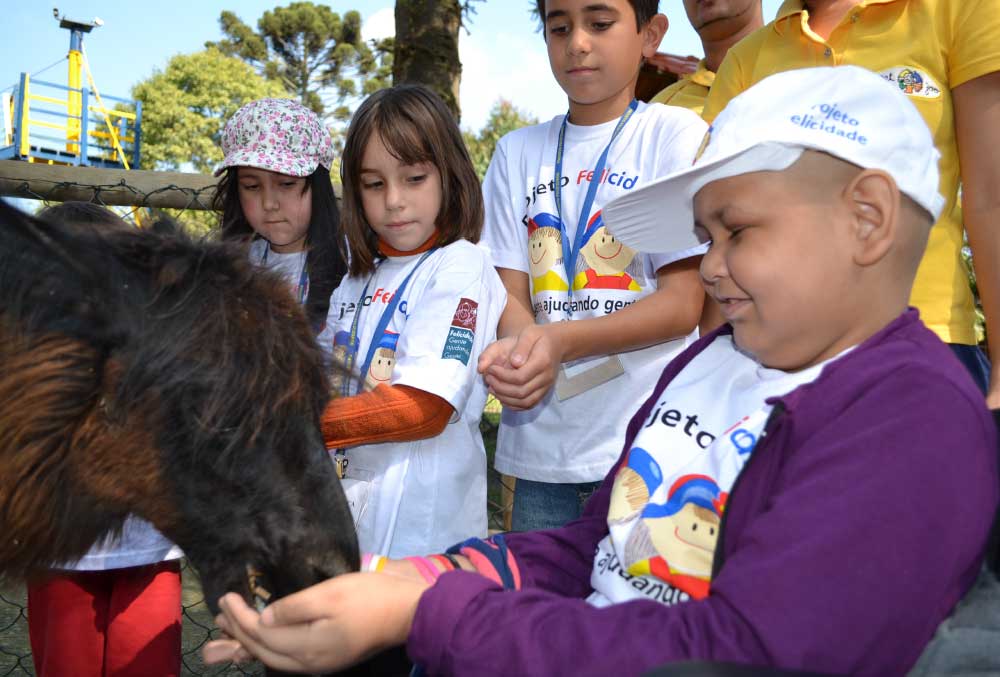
[845,169,900,267]
[642,14,669,59]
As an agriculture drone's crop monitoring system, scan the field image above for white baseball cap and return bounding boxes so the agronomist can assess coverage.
[603,65,944,254]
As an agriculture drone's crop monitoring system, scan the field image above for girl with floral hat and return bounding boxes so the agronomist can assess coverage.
[213,97,345,332]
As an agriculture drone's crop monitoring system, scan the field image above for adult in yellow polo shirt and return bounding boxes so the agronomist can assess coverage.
[703,0,1000,404]
[652,61,716,115]
[652,1,764,116]
[653,1,764,334]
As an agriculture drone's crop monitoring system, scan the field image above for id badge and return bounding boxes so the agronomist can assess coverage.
[340,476,373,528]
[332,451,372,528]
[555,354,625,401]
[333,451,349,479]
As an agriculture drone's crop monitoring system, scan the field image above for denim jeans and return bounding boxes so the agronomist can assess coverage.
[510,478,603,532]
[948,343,991,394]
[909,566,1000,676]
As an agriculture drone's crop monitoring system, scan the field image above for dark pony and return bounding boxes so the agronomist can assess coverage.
[0,199,359,619]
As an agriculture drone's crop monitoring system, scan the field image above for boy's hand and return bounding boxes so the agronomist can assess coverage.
[479,325,563,410]
[202,572,427,673]
[477,335,516,375]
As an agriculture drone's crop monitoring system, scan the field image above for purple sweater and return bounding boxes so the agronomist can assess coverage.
[408,310,998,676]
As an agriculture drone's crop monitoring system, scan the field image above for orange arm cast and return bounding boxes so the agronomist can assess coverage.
[322,384,453,449]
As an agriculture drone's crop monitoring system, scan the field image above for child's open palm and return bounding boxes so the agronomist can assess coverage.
[203,573,427,673]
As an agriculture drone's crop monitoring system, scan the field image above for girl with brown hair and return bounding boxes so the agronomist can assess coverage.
[320,85,506,558]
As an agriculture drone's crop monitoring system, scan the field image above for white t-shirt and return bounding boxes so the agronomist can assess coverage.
[318,240,506,558]
[61,516,182,571]
[588,336,842,607]
[482,102,709,482]
[250,238,308,303]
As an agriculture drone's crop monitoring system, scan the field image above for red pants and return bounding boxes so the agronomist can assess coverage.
[27,560,182,677]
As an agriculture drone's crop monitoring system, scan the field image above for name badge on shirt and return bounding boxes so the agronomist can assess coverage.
[555,354,625,401]
[331,451,369,527]
[340,477,372,529]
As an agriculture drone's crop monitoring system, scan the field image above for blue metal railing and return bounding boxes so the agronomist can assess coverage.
[0,73,142,169]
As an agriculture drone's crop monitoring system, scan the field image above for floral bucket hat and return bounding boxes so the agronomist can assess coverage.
[215,98,334,177]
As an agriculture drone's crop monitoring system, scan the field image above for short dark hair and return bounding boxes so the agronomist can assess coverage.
[535,0,659,31]
[213,166,346,332]
[37,201,130,231]
[340,84,483,277]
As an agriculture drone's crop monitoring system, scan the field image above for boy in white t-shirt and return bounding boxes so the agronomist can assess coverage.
[478,0,708,530]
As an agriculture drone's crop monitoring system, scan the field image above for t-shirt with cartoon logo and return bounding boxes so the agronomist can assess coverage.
[318,240,507,557]
[482,102,709,482]
[588,335,840,608]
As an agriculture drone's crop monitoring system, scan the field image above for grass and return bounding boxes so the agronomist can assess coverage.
[0,583,32,675]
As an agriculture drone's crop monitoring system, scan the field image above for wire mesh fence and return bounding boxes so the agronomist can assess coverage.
[0,163,219,237]
[0,563,266,677]
[0,164,515,675]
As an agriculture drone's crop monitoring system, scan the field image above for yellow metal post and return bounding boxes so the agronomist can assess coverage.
[81,45,129,169]
[66,38,82,153]
[18,74,31,158]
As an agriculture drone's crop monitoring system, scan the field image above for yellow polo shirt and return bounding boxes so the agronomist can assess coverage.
[650,60,715,116]
[704,0,1000,345]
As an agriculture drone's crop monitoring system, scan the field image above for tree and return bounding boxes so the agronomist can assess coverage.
[393,0,463,120]
[129,49,288,235]
[207,3,391,123]
[132,48,287,173]
[392,1,484,121]
[963,240,987,347]
[463,99,537,179]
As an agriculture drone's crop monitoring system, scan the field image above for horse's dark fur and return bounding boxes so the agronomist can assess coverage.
[0,200,359,620]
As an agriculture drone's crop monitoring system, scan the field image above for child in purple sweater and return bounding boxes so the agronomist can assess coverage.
[204,66,998,676]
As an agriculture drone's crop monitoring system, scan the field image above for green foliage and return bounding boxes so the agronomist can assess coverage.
[207,2,391,122]
[131,48,287,173]
[463,99,537,179]
[160,208,219,237]
[962,240,987,345]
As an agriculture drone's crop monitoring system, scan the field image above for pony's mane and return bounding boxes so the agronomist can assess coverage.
[1,203,360,611]
[0,202,330,469]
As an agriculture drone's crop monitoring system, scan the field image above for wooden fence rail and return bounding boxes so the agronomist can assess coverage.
[0,161,217,210]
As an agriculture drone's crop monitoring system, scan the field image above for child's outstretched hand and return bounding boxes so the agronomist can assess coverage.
[202,572,427,673]
[478,324,564,410]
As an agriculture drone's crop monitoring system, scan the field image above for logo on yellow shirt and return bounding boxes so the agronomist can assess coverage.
[879,67,941,99]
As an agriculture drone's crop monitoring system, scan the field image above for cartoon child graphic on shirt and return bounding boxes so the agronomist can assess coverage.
[365,330,399,390]
[625,474,727,600]
[573,211,643,291]
[608,447,663,525]
[527,213,569,294]
[897,68,924,95]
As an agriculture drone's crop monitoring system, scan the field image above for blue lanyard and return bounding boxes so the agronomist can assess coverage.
[553,99,638,297]
[260,246,309,305]
[342,249,436,396]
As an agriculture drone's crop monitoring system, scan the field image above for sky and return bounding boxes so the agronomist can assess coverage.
[0,1,783,134]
